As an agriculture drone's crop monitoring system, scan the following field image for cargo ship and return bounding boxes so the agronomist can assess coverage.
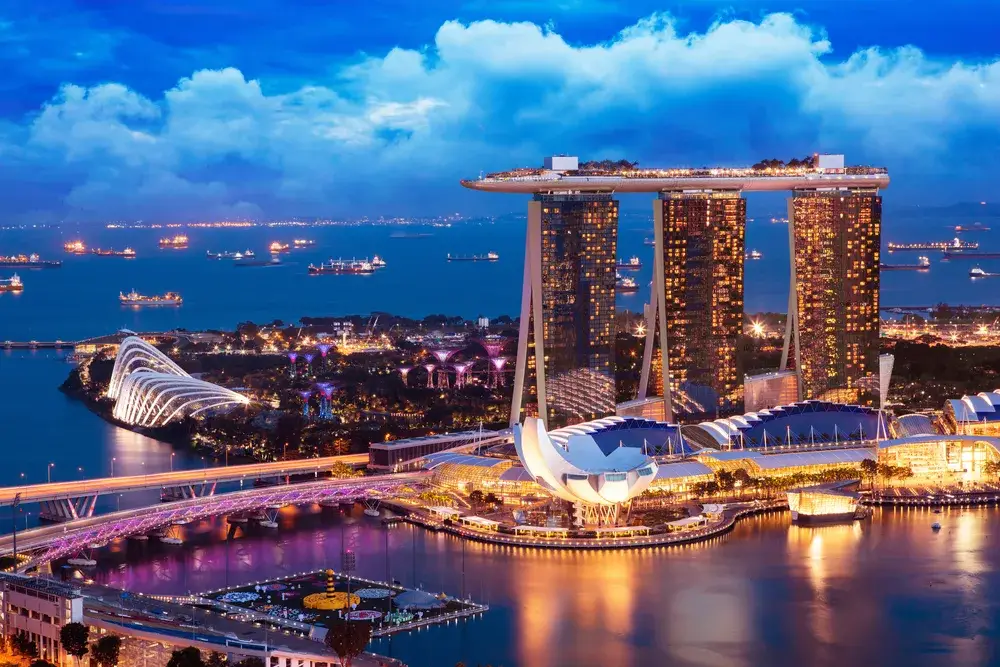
[970,267,1000,279]
[943,249,1000,260]
[887,239,978,252]
[446,251,499,262]
[92,247,136,258]
[269,242,290,254]
[119,290,182,306]
[0,274,24,292]
[880,256,930,271]
[235,256,281,267]
[207,249,255,260]
[746,249,763,260]
[643,237,655,246]
[0,254,62,269]
[159,235,189,248]
[616,274,638,293]
[953,222,991,233]
[371,255,387,268]
[293,239,316,247]
[308,259,375,275]
[616,256,642,271]
[64,240,87,254]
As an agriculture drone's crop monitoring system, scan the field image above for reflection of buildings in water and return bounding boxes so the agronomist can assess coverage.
[664,573,751,667]
[947,510,990,666]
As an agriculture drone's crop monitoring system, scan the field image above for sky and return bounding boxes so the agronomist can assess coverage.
[1,0,998,222]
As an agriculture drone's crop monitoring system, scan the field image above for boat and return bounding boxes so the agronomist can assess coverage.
[446,251,499,262]
[0,254,62,269]
[364,508,380,518]
[390,231,432,239]
[308,259,375,275]
[64,241,87,254]
[0,274,24,292]
[881,256,931,271]
[128,534,149,541]
[235,256,280,267]
[159,235,189,248]
[953,222,991,233]
[293,239,315,247]
[932,522,942,531]
[269,242,290,254]
[92,247,136,258]
[227,515,249,524]
[159,536,183,545]
[969,267,1000,278]
[119,290,182,306]
[746,249,763,260]
[371,255,387,268]
[944,249,1000,260]
[616,256,642,270]
[66,558,97,567]
[887,238,978,252]
[616,274,638,293]
[207,250,239,260]
[259,520,279,528]
[642,237,655,246]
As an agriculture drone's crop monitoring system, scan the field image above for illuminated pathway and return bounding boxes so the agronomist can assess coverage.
[0,471,429,571]
[0,453,368,520]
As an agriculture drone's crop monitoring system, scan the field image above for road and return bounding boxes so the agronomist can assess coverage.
[0,453,369,505]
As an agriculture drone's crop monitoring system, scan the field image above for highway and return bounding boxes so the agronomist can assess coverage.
[0,453,369,505]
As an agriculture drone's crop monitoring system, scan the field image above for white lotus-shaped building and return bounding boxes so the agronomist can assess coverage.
[514,416,659,505]
[108,337,250,427]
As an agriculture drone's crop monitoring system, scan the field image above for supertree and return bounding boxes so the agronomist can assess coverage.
[423,363,436,389]
[453,362,470,389]
[303,353,315,375]
[431,349,458,389]
[479,340,507,359]
[399,366,412,387]
[317,343,332,366]
[490,356,508,387]
[298,389,312,417]
[316,382,337,419]
[287,352,298,378]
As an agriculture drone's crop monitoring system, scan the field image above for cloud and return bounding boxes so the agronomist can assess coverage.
[6,12,1000,220]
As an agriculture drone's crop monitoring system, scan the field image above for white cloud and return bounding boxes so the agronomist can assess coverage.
[11,12,1000,219]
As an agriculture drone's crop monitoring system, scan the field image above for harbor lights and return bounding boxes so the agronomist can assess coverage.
[287,352,298,378]
[424,364,436,388]
[298,389,313,418]
[398,366,412,387]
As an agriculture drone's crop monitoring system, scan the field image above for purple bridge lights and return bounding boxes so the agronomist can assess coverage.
[0,472,430,572]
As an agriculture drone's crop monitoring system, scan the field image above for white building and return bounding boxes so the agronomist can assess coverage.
[0,574,84,666]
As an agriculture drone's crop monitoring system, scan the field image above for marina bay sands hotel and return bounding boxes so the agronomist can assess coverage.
[461,155,889,428]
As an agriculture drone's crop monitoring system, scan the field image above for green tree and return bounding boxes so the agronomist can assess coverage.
[860,458,879,489]
[324,621,372,667]
[468,490,485,506]
[167,647,205,667]
[60,622,89,666]
[205,652,226,667]
[91,635,122,667]
[232,658,264,667]
[11,632,38,659]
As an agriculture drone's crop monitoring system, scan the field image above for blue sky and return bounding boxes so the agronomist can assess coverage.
[2,0,998,221]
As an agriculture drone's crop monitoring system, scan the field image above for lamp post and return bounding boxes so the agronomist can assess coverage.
[171,453,175,472]
[11,493,21,567]
[111,457,116,478]
[47,463,54,484]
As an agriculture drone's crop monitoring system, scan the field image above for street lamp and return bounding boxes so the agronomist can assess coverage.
[47,463,54,484]
[111,457,116,478]
[171,453,175,472]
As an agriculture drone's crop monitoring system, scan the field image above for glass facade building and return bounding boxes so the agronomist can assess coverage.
[532,193,618,427]
[658,191,746,419]
[791,189,881,402]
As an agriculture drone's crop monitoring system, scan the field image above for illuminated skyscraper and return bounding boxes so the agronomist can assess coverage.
[783,189,881,402]
[512,193,619,428]
[650,191,746,419]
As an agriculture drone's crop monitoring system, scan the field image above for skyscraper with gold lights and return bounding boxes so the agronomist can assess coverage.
[649,191,746,419]
[511,193,619,428]
[783,189,881,402]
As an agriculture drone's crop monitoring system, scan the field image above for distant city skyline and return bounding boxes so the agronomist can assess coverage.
[1,0,998,222]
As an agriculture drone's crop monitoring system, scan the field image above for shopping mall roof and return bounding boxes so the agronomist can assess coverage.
[370,430,499,450]
[422,451,509,469]
[876,434,1000,450]
[947,393,1000,423]
[696,447,874,469]
[548,416,696,457]
[895,414,939,438]
[499,466,537,483]
[653,461,714,480]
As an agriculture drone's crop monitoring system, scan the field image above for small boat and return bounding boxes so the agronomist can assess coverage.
[160,536,183,545]
[642,237,655,246]
[364,508,380,517]
[227,515,249,524]
[235,257,281,267]
[745,249,763,260]
[932,509,942,514]
[128,534,149,541]
[259,520,279,528]
[970,267,1000,279]
[67,558,97,567]
[932,522,942,531]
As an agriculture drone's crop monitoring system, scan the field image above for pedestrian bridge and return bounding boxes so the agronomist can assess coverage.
[0,471,429,571]
[0,454,368,521]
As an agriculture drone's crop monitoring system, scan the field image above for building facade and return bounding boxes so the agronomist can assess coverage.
[656,191,746,419]
[512,193,619,428]
[0,575,84,666]
[788,189,881,402]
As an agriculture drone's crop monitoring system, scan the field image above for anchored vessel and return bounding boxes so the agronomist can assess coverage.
[308,259,375,275]
[119,290,182,306]
[616,274,638,293]
[0,274,24,292]
[207,249,255,260]
[746,249,763,260]
[970,267,1000,279]
[953,223,991,233]
[880,256,930,271]
[0,254,61,268]
[616,256,642,270]
[64,241,87,254]
[446,251,499,262]
[293,239,316,247]
[269,242,290,253]
[944,249,1000,259]
[371,254,387,268]
[92,247,136,258]
[235,256,280,267]
[888,239,978,252]
[159,235,189,248]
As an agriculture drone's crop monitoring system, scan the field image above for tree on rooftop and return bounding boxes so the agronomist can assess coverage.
[90,635,122,667]
[167,647,205,667]
[324,620,372,667]
[59,623,89,666]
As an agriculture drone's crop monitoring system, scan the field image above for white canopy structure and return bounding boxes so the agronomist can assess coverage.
[108,337,249,427]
